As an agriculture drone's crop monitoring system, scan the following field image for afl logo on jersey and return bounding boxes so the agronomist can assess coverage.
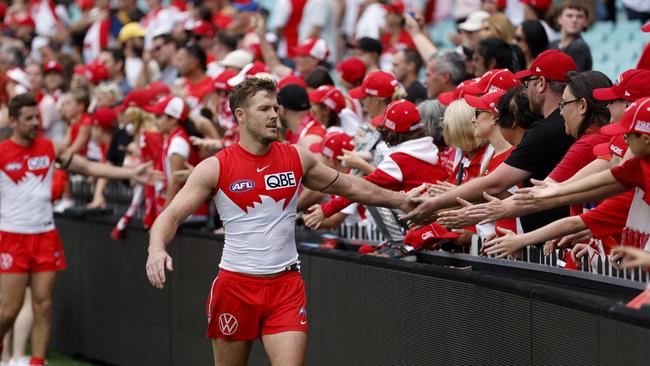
[265,172,297,190]
[27,156,50,170]
[230,179,255,192]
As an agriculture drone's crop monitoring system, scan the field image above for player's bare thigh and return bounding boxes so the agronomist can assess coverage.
[262,331,307,366]
[212,338,253,366]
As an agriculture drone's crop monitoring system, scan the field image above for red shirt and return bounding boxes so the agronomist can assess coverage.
[485,147,514,175]
[68,113,93,156]
[638,42,650,70]
[185,75,213,109]
[452,144,492,185]
[580,190,633,242]
[611,156,650,205]
[381,29,416,54]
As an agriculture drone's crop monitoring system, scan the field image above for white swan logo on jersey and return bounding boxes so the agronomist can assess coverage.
[27,156,50,171]
[230,179,255,192]
[265,172,297,190]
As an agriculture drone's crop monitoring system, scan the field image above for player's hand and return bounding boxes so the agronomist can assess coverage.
[611,246,650,271]
[131,161,163,185]
[482,227,523,259]
[303,204,325,230]
[513,179,560,208]
[398,194,439,226]
[337,149,365,170]
[398,184,427,213]
[465,192,507,224]
[146,248,173,289]
[437,197,478,228]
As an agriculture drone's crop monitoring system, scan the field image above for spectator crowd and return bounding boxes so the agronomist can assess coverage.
[1,0,650,307]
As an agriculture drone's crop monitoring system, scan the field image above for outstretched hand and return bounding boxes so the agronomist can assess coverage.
[482,227,524,259]
[146,248,174,289]
[513,179,560,208]
[437,197,479,229]
[303,204,326,230]
[132,161,164,185]
[611,246,650,271]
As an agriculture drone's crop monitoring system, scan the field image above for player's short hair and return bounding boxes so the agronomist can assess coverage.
[229,77,278,123]
[9,93,37,119]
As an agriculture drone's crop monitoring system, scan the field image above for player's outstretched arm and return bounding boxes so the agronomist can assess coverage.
[146,157,220,289]
[298,146,420,212]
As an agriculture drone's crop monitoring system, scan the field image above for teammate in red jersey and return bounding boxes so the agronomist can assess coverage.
[0,93,158,366]
[145,77,422,366]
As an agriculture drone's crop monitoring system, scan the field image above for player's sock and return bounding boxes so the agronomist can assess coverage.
[29,357,45,366]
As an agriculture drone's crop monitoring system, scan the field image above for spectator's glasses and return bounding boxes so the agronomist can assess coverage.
[558,98,580,111]
[474,109,491,119]
[522,76,540,89]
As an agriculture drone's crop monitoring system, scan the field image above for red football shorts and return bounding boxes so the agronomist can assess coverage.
[206,268,308,340]
[0,230,67,273]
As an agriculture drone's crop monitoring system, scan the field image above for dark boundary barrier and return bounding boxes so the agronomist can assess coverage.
[52,215,650,366]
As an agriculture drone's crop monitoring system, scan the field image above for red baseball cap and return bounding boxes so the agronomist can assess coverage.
[292,38,330,62]
[601,97,650,136]
[146,81,171,99]
[227,61,270,87]
[514,50,576,82]
[438,79,478,106]
[593,69,650,101]
[309,132,354,160]
[309,85,346,113]
[191,20,215,38]
[383,1,405,14]
[278,75,307,89]
[213,69,238,91]
[403,222,460,249]
[43,60,63,74]
[76,0,93,11]
[519,0,551,11]
[642,23,650,32]
[349,71,399,99]
[114,88,155,112]
[464,69,520,95]
[144,96,189,121]
[592,134,627,158]
[336,57,366,85]
[381,99,423,132]
[75,60,110,85]
[464,88,506,115]
[92,108,117,130]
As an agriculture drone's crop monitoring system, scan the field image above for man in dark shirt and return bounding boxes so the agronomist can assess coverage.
[403,50,576,233]
[549,3,592,72]
[392,48,428,104]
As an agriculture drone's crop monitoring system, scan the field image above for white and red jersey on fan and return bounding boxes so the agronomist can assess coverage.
[82,8,112,63]
[30,0,61,37]
[214,142,303,275]
[0,137,56,234]
[141,6,187,48]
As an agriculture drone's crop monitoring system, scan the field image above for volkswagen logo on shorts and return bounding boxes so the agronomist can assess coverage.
[218,313,238,335]
[0,253,13,270]
[230,180,255,193]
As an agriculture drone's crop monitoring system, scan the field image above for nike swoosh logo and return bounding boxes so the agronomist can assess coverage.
[257,165,269,172]
[300,320,307,325]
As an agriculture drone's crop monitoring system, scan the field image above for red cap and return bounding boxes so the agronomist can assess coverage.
[496,0,507,10]
[336,57,367,85]
[213,13,234,30]
[370,115,384,127]
[43,61,63,74]
[92,108,117,130]
[144,96,189,121]
[76,0,93,11]
[383,1,406,14]
[292,38,330,62]
[464,69,520,95]
[309,85,346,113]
[349,71,399,99]
[592,134,627,158]
[146,81,171,99]
[464,88,506,115]
[601,97,650,136]
[519,0,552,11]
[213,69,238,91]
[309,132,354,160]
[403,223,460,249]
[191,20,215,38]
[75,61,110,85]
[227,61,270,87]
[593,69,650,101]
[381,99,423,132]
[642,23,650,33]
[114,88,155,112]
[439,79,478,106]
[278,75,307,89]
[514,50,576,82]
[9,14,35,28]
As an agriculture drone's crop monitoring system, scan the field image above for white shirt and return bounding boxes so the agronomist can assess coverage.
[298,0,338,62]
[355,3,386,40]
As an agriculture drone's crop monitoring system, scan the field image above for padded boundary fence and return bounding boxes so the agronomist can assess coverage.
[52,216,650,366]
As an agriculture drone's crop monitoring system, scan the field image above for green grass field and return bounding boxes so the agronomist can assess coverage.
[47,353,94,366]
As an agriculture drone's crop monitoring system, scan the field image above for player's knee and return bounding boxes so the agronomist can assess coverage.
[0,303,22,323]
[32,298,52,318]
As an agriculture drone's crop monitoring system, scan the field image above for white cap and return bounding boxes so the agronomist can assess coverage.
[163,97,186,120]
[219,50,254,69]
[458,11,490,32]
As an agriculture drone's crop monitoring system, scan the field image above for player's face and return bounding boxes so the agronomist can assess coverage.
[240,91,279,145]
[12,106,40,142]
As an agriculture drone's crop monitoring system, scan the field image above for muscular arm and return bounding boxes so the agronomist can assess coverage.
[553,170,623,197]
[164,154,186,207]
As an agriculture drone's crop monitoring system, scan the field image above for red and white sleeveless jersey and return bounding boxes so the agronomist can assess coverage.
[214,142,304,275]
[0,138,56,233]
